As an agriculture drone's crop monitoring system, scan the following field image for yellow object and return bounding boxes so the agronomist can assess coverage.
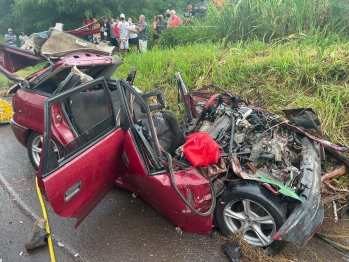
[36,177,56,262]
[0,99,12,123]
[214,0,225,7]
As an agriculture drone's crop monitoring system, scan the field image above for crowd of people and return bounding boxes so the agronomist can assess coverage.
[4,0,225,53]
[80,1,217,56]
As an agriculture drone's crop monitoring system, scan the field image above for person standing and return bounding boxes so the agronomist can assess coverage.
[91,18,101,44]
[83,16,92,41]
[100,16,111,42]
[165,9,171,23]
[156,15,167,38]
[168,10,182,29]
[196,0,209,18]
[118,13,129,56]
[4,28,17,47]
[136,15,148,53]
[184,2,195,20]
[109,17,118,50]
[127,17,139,52]
[152,16,160,47]
[19,30,28,47]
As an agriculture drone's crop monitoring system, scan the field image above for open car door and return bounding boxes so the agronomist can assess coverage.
[37,77,125,226]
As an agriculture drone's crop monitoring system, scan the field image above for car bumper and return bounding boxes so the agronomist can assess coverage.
[10,119,30,147]
[273,138,324,246]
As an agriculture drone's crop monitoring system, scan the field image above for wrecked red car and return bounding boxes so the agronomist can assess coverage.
[0,25,118,170]
[2,26,349,255]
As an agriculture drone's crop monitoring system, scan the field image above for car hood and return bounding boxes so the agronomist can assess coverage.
[22,23,114,57]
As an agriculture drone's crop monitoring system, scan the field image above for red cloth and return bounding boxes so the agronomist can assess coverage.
[114,26,120,38]
[66,28,100,37]
[183,132,220,167]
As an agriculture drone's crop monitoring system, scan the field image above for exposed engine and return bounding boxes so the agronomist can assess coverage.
[181,101,309,198]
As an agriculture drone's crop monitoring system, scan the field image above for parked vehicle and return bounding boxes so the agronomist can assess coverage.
[1,26,349,254]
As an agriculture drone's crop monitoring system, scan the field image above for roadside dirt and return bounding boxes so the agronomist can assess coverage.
[0,85,10,96]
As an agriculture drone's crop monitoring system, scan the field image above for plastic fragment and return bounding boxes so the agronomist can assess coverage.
[175,227,182,235]
[20,252,23,256]
[25,218,49,250]
[221,241,241,262]
[74,254,79,257]
[58,241,64,247]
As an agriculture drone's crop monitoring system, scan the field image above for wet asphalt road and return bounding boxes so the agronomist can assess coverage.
[0,123,227,262]
[1,98,349,262]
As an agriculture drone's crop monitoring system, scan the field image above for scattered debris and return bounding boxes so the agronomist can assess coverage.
[221,241,242,262]
[25,218,49,250]
[175,227,182,235]
[132,193,137,198]
[19,252,23,256]
[74,254,79,257]
[57,241,64,247]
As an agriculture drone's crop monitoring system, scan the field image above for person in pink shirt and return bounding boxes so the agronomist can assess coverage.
[168,10,182,29]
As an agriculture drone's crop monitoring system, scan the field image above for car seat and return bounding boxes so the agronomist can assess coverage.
[134,90,183,155]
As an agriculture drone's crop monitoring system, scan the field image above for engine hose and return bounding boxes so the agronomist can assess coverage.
[165,151,216,217]
[228,114,236,158]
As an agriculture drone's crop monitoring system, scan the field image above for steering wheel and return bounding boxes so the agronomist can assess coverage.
[199,94,223,121]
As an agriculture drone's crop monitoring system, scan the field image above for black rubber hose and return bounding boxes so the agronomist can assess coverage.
[165,151,216,217]
[228,113,236,158]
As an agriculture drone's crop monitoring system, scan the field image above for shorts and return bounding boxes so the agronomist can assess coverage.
[119,38,129,50]
[129,37,139,46]
[139,39,148,52]
[153,34,159,40]
[93,35,101,44]
[110,38,118,47]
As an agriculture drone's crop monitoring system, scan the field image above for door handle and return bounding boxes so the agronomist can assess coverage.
[64,181,82,201]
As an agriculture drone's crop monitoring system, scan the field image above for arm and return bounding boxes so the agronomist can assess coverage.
[4,35,14,42]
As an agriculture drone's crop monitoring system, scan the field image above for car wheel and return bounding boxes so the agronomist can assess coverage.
[215,181,287,255]
[27,132,63,170]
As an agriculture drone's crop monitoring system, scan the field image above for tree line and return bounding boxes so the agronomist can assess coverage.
[0,0,191,34]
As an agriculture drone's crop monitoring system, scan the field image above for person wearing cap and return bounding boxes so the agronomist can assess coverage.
[118,13,129,56]
[135,15,148,53]
[100,16,111,42]
[4,28,17,47]
[19,30,28,47]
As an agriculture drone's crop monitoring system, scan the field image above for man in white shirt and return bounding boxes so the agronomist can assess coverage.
[118,13,129,56]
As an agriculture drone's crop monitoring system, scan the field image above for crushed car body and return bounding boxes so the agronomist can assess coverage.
[1,25,349,255]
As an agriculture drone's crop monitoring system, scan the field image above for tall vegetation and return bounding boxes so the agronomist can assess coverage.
[160,0,349,47]
[0,0,188,34]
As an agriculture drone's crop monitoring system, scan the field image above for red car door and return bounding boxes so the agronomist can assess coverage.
[37,77,125,227]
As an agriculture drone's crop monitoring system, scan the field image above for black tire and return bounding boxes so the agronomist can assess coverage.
[27,131,64,170]
[215,181,287,255]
